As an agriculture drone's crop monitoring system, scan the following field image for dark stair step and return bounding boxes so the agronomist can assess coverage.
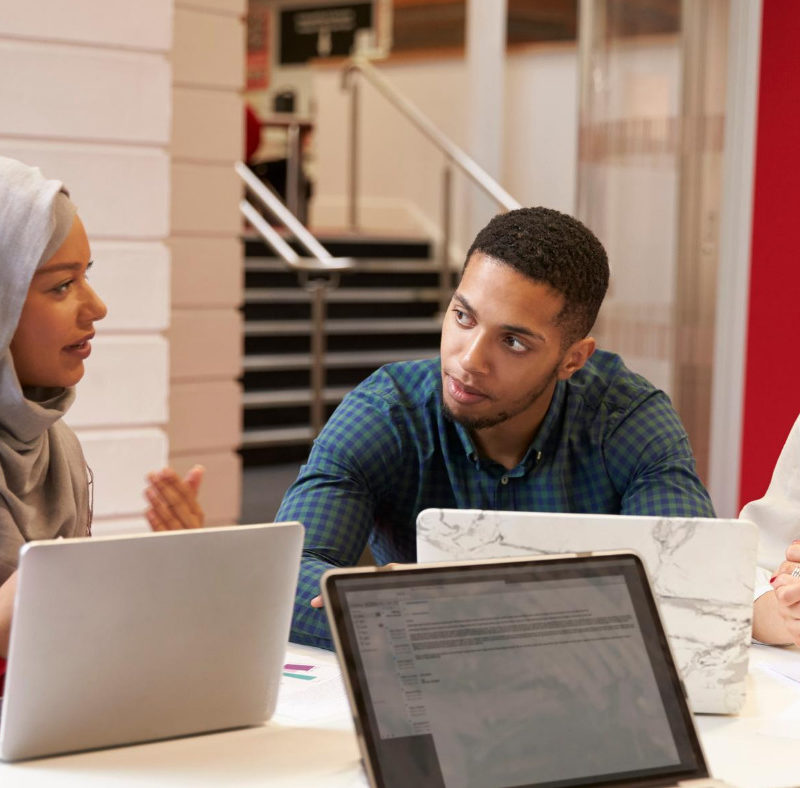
[244,258,454,290]
[244,286,443,303]
[243,364,417,390]
[245,333,440,356]
[245,257,444,273]
[243,385,353,408]
[243,300,440,321]
[244,403,340,429]
[244,316,442,336]
[243,348,437,372]
[244,234,432,260]
[241,425,314,449]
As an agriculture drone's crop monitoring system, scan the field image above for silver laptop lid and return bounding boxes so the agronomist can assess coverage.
[323,552,711,788]
[416,509,758,714]
[0,521,303,761]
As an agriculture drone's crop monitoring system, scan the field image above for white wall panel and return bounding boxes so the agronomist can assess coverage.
[0,41,170,144]
[90,241,170,331]
[171,161,241,234]
[173,6,245,90]
[65,337,169,428]
[169,237,242,307]
[0,3,242,531]
[167,308,242,380]
[311,59,469,243]
[168,380,241,453]
[0,0,172,51]
[311,46,578,249]
[90,517,150,537]
[0,141,169,239]
[177,0,246,15]
[169,2,245,526]
[173,87,243,161]
[505,47,577,214]
[77,428,168,518]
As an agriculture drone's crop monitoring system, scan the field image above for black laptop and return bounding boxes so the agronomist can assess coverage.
[322,551,735,788]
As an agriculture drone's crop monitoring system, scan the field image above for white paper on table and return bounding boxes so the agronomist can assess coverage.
[750,646,800,739]
[274,649,352,725]
[758,643,800,683]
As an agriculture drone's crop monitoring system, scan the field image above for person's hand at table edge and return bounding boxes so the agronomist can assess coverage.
[312,562,407,608]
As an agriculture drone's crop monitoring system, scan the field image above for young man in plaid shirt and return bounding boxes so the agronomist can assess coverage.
[277,207,714,649]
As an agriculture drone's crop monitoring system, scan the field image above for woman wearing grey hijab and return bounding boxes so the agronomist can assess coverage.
[0,157,205,660]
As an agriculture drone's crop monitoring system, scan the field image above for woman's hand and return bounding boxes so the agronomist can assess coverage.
[0,571,18,658]
[768,541,800,646]
[144,465,205,531]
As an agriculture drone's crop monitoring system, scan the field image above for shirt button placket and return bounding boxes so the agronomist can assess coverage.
[498,474,511,507]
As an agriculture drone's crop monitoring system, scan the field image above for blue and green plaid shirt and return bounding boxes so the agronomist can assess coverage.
[277,350,714,649]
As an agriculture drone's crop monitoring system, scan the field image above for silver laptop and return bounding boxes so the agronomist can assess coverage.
[323,552,735,788]
[0,521,303,761]
[416,509,758,715]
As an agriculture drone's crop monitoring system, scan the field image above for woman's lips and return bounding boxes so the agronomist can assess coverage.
[63,336,93,360]
[446,374,488,405]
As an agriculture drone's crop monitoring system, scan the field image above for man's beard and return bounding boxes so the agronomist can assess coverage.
[440,366,559,432]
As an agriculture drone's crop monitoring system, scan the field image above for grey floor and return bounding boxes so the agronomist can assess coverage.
[239,462,302,524]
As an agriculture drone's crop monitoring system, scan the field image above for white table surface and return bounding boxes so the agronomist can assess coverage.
[1,643,798,787]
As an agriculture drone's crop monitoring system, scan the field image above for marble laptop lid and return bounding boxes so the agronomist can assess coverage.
[416,509,758,715]
[322,553,739,788]
[0,522,304,762]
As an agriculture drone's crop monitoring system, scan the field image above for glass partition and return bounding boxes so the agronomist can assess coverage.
[576,0,729,482]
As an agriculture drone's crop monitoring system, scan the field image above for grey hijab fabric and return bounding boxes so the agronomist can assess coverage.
[0,157,91,585]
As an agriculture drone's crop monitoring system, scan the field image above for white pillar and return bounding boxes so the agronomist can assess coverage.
[465,0,508,240]
[708,0,763,516]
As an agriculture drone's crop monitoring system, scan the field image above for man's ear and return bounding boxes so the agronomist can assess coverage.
[557,337,596,380]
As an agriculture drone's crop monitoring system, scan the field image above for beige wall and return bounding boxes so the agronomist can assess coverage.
[310,45,578,258]
[168,0,245,526]
[0,1,172,533]
[0,0,245,531]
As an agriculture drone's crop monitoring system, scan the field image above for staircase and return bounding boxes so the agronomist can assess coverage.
[241,234,453,466]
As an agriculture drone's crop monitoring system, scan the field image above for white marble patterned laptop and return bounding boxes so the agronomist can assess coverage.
[416,509,758,715]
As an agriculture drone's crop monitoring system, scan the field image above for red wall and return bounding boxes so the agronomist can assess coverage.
[739,0,800,507]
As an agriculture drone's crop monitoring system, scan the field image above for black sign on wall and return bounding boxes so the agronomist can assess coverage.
[279,3,373,65]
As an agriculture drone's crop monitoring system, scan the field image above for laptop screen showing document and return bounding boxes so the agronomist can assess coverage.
[323,553,710,788]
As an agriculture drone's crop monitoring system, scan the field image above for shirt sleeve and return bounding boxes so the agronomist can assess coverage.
[276,388,403,649]
[739,413,800,600]
[603,391,716,518]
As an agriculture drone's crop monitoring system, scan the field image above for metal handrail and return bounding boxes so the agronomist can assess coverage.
[235,161,354,273]
[341,56,523,212]
[235,161,354,437]
[341,55,522,314]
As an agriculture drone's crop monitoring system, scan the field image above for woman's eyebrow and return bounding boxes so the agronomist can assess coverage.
[34,261,84,276]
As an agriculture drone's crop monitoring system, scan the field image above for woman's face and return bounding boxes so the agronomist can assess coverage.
[10,214,107,388]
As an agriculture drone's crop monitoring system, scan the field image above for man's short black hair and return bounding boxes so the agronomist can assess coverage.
[464,206,609,346]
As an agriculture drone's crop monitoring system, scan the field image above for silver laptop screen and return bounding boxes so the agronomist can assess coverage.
[325,554,708,788]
